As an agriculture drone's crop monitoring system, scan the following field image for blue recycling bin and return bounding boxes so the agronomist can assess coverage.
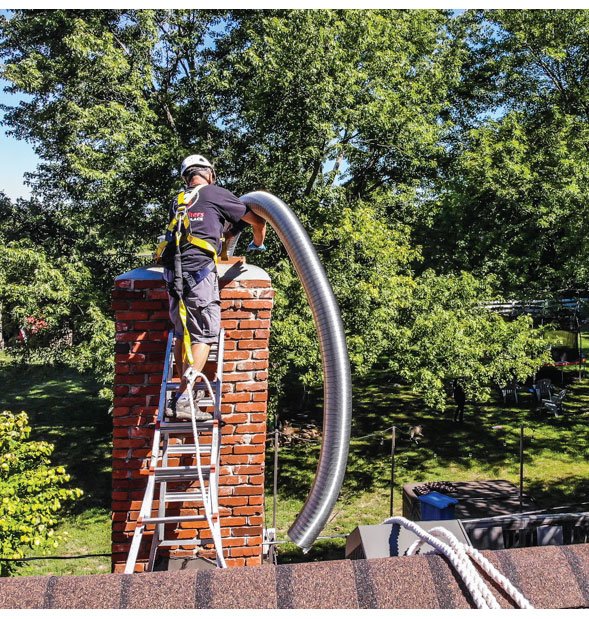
[417,491,458,520]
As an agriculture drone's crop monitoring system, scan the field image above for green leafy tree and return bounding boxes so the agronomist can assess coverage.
[0,410,82,576]
[421,9,589,295]
[0,9,550,410]
[395,271,550,409]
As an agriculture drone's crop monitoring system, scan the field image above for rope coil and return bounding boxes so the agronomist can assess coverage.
[383,516,533,609]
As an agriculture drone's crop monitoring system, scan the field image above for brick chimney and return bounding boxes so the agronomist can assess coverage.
[111,261,273,572]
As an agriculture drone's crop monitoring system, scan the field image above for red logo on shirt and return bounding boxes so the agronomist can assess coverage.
[189,211,204,221]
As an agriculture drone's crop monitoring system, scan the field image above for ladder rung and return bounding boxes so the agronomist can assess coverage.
[164,491,204,503]
[141,514,207,525]
[159,420,217,433]
[154,465,211,481]
[165,444,212,455]
[158,537,213,548]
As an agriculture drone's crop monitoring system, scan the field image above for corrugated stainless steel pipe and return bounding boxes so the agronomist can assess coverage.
[233,191,352,550]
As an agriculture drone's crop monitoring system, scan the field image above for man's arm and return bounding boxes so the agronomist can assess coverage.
[240,210,266,248]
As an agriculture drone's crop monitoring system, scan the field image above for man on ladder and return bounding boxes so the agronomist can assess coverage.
[156,154,266,421]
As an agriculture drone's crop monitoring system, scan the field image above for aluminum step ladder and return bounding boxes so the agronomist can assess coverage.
[124,329,226,573]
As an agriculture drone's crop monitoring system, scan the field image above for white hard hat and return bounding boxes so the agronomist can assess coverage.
[180,154,214,179]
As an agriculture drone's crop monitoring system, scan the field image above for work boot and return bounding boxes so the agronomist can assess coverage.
[166,390,212,422]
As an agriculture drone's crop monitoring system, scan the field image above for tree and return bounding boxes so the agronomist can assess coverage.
[419,10,589,295]
[0,410,82,576]
[394,271,550,409]
[0,9,549,409]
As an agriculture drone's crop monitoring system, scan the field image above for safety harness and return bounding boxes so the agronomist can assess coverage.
[155,185,220,365]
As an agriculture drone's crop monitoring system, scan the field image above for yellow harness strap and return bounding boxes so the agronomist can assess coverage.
[156,185,219,365]
[154,187,219,263]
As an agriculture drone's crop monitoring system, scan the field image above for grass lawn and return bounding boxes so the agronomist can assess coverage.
[0,354,112,576]
[270,368,589,563]
[1,353,588,573]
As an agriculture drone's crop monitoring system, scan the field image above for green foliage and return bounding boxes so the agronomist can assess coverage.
[421,9,589,294]
[395,271,550,408]
[0,9,556,411]
[0,242,88,349]
[0,410,82,575]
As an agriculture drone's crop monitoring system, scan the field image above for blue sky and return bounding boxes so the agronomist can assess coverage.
[0,78,38,201]
[1,8,37,201]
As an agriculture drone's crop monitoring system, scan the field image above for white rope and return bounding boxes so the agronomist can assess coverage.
[428,527,533,609]
[185,368,227,569]
[383,517,533,609]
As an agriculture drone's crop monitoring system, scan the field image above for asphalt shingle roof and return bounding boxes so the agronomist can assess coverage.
[1,544,589,609]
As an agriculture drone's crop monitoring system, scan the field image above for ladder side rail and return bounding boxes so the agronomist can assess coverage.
[209,329,224,517]
[124,474,157,574]
[150,331,175,470]
[156,330,175,424]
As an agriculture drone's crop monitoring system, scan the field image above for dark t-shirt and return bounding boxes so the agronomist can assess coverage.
[162,183,247,272]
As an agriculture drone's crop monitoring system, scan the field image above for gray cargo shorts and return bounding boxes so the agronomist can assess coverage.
[165,269,221,345]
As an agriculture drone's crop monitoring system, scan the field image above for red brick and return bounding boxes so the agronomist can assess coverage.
[241,300,273,310]
[259,289,275,299]
[235,422,266,435]
[114,374,145,385]
[256,371,269,381]
[115,353,146,363]
[146,288,168,299]
[130,363,164,374]
[129,385,160,396]
[219,496,249,507]
[112,289,143,299]
[224,351,251,361]
[222,455,250,465]
[233,465,263,475]
[232,506,263,516]
[229,546,260,557]
[220,320,238,330]
[226,558,246,567]
[236,381,267,392]
[133,280,163,289]
[112,439,145,449]
[114,396,146,407]
[223,393,252,404]
[221,413,248,424]
[134,321,168,331]
[151,311,170,320]
[234,445,265,455]
[254,330,270,340]
[220,289,256,299]
[115,311,150,321]
[218,536,247,548]
[223,372,253,382]
[116,332,144,342]
[127,301,163,310]
[253,350,269,360]
[130,341,166,353]
[235,402,267,413]
[237,340,265,350]
[112,300,129,310]
[240,280,272,288]
[226,330,254,340]
[220,308,254,318]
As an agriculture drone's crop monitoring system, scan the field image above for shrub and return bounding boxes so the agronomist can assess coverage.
[0,410,83,576]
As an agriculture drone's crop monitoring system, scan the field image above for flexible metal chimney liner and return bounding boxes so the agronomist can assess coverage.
[236,191,352,549]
